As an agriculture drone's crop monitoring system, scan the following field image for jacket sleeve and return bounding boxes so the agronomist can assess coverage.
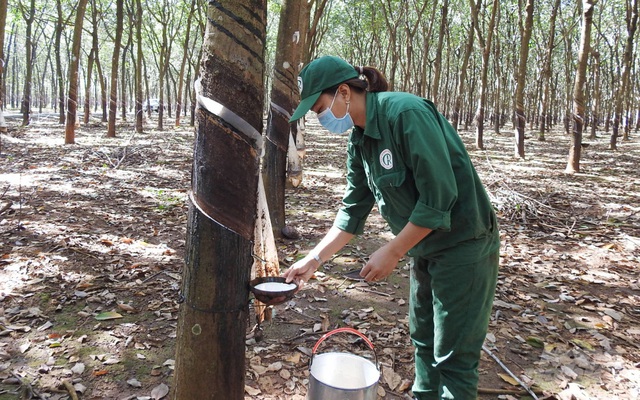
[333,140,375,234]
[393,106,458,231]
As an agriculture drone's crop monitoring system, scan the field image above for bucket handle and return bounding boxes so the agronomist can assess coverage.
[310,327,378,369]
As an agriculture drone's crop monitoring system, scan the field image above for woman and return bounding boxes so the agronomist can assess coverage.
[283,55,500,400]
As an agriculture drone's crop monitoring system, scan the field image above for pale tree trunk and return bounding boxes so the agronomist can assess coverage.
[589,49,600,140]
[566,0,595,174]
[263,0,306,239]
[469,0,499,150]
[175,0,196,127]
[134,0,143,132]
[452,20,475,130]
[304,0,329,62]
[493,19,501,135]
[54,0,67,124]
[83,0,101,124]
[0,0,6,145]
[172,1,266,399]
[107,0,124,138]
[20,0,36,126]
[538,0,561,141]
[611,0,638,150]
[120,22,132,122]
[431,0,448,105]
[83,48,94,124]
[514,0,534,159]
[65,0,88,144]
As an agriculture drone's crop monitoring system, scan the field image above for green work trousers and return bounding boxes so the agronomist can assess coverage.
[409,250,499,400]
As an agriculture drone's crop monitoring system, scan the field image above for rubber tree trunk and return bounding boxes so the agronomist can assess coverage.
[513,0,534,159]
[64,0,88,144]
[538,0,561,141]
[0,0,7,143]
[610,0,638,150]
[107,0,123,138]
[566,0,595,174]
[470,0,498,150]
[171,1,266,399]
[263,0,305,238]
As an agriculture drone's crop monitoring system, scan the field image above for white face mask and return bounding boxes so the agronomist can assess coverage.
[317,91,354,135]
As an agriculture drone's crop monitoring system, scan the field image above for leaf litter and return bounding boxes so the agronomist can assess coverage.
[0,118,638,399]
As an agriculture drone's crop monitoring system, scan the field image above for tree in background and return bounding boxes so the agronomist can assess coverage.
[263,0,306,238]
[469,0,499,150]
[64,0,88,144]
[107,0,123,138]
[610,0,638,150]
[0,0,6,149]
[513,0,534,159]
[566,0,595,174]
[538,0,561,141]
[172,0,267,398]
[19,0,36,126]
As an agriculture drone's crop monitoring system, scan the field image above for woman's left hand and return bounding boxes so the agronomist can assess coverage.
[359,244,402,282]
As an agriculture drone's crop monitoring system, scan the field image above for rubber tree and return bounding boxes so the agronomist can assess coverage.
[610,0,638,149]
[538,0,561,141]
[64,0,88,144]
[513,0,534,159]
[107,0,123,138]
[469,0,499,150]
[566,0,595,174]
[263,0,306,238]
[171,0,266,398]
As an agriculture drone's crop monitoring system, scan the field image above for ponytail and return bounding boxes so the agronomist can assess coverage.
[353,65,389,92]
[322,64,389,95]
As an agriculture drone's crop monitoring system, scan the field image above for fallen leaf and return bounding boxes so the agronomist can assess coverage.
[245,385,261,396]
[498,373,519,386]
[526,335,545,348]
[117,303,136,313]
[151,382,169,399]
[95,311,123,321]
[71,363,85,375]
[93,370,108,376]
[127,378,142,387]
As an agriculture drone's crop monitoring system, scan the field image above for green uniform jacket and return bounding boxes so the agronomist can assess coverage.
[333,91,499,265]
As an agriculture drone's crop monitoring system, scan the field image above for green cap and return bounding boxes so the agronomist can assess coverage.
[289,56,359,122]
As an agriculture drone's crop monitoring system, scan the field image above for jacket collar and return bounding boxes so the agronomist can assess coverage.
[351,92,382,145]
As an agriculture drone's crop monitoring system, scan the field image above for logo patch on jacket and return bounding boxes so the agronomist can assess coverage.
[380,149,393,170]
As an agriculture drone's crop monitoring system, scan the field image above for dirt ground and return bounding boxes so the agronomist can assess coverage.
[0,113,639,400]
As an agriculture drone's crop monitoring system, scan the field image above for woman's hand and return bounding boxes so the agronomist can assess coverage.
[282,255,320,290]
[359,244,402,282]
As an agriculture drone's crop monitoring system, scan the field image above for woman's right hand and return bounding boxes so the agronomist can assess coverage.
[282,255,320,290]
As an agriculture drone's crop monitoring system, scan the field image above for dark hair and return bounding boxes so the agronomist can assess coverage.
[322,65,389,95]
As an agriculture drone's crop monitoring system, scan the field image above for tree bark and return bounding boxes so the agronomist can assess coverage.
[64,0,88,144]
[263,0,305,238]
[514,0,534,159]
[20,0,36,126]
[538,0,561,141]
[610,0,638,150]
[431,0,448,105]
[172,1,266,399]
[134,0,143,132]
[452,20,475,131]
[0,0,6,143]
[107,0,123,138]
[175,0,196,128]
[589,49,600,140]
[566,0,595,174]
[470,0,499,150]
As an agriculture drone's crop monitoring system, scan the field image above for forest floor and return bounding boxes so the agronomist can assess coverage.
[0,112,639,400]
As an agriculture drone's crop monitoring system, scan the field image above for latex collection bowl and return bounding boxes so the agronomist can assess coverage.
[249,276,298,305]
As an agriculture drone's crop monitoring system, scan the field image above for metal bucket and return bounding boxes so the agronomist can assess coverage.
[307,327,380,400]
